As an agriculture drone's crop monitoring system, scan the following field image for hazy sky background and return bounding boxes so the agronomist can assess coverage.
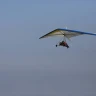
[0,0,96,96]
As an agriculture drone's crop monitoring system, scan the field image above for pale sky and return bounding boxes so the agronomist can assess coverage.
[0,0,96,96]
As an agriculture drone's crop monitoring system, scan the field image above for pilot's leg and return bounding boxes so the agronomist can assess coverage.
[56,45,57,47]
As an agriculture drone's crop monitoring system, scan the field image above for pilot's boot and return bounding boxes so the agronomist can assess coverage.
[67,45,69,48]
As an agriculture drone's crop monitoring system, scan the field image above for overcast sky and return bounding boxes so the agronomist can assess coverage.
[0,0,96,96]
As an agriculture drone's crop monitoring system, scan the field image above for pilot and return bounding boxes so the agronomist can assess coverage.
[59,41,69,48]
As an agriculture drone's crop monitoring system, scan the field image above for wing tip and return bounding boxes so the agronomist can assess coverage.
[39,36,44,39]
[39,37,41,39]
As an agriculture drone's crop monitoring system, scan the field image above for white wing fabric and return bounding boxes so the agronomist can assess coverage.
[39,28,96,39]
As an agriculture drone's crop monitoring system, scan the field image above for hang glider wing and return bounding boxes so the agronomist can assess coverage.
[39,28,96,39]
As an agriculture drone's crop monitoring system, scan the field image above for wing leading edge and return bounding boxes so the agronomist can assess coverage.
[39,28,96,39]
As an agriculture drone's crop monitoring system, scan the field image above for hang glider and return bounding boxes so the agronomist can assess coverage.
[39,28,96,48]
